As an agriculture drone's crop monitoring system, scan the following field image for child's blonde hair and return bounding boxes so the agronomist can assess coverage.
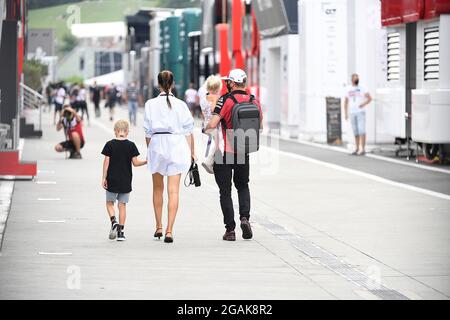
[114,119,129,133]
[205,75,222,94]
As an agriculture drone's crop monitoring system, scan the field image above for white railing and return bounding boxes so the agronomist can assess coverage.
[19,82,44,132]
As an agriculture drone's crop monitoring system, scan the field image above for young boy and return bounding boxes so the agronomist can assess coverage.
[101,120,147,241]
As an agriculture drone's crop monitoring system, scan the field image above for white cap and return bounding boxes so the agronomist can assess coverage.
[221,69,247,84]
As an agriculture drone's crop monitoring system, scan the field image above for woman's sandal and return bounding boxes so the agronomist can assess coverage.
[154,227,163,239]
[164,231,173,243]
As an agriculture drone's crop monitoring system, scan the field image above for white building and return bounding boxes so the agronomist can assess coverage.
[57,21,126,81]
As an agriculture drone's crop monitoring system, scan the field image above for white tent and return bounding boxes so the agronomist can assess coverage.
[84,69,124,87]
[71,21,126,39]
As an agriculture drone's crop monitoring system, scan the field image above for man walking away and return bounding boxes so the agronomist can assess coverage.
[125,81,141,126]
[184,82,198,117]
[344,73,372,155]
[78,84,90,125]
[105,83,118,122]
[54,83,66,124]
[205,69,263,241]
[90,81,101,118]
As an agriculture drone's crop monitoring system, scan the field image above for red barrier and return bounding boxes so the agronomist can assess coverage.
[381,0,450,26]
[216,23,231,95]
[0,151,37,177]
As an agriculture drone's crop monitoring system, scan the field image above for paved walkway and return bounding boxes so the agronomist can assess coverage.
[0,105,449,299]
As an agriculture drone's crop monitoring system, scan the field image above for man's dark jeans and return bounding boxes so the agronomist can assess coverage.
[213,151,250,231]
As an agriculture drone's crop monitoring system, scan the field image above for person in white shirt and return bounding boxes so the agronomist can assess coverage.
[344,73,372,155]
[77,84,89,125]
[54,84,66,124]
[143,70,196,243]
[184,82,198,117]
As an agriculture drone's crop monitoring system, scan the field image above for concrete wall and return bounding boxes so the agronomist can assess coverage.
[260,34,300,138]
[297,0,387,144]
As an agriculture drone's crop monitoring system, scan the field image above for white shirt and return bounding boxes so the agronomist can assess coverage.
[184,88,198,104]
[56,88,66,104]
[345,85,367,114]
[76,88,86,101]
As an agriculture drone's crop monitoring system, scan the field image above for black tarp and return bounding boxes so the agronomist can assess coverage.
[253,0,298,38]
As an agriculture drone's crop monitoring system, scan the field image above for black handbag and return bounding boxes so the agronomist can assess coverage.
[184,160,201,187]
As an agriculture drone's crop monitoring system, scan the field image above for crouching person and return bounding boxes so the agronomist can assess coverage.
[55,105,85,159]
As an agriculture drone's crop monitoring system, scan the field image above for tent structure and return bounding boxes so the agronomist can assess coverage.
[84,69,124,87]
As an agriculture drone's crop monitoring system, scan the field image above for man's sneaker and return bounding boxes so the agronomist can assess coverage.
[109,222,118,240]
[240,217,253,240]
[69,151,82,159]
[222,230,236,241]
[117,229,126,241]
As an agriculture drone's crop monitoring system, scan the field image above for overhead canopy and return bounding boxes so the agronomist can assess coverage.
[0,0,5,44]
[84,69,124,87]
[71,22,126,38]
[253,0,298,38]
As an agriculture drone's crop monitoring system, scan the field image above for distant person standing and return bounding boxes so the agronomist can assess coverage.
[78,84,90,125]
[45,84,53,113]
[54,83,66,124]
[344,73,372,156]
[70,84,80,112]
[105,83,118,122]
[90,81,101,118]
[184,82,198,117]
[125,81,141,126]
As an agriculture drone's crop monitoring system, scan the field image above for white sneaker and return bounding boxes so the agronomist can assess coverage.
[202,161,214,174]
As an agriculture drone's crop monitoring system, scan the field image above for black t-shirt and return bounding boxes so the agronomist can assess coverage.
[101,139,140,193]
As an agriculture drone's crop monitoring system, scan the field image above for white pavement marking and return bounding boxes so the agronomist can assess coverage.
[38,220,65,223]
[37,198,61,201]
[367,153,450,175]
[36,181,57,185]
[38,252,72,256]
[37,170,56,174]
[262,145,450,201]
[267,134,450,175]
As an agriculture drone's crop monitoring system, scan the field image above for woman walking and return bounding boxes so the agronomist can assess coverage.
[143,70,195,243]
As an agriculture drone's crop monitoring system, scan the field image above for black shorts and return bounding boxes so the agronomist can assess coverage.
[55,102,63,112]
[105,100,116,109]
[59,139,85,151]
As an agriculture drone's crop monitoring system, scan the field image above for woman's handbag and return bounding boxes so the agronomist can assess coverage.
[184,160,201,187]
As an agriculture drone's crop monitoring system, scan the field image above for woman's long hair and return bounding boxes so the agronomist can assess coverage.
[158,70,174,109]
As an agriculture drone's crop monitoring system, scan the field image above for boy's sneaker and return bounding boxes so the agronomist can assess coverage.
[240,217,253,240]
[117,229,126,241]
[109,222,118,240]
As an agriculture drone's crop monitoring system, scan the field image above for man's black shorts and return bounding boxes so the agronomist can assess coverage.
[59,140,85,151]
[55,102,63,112]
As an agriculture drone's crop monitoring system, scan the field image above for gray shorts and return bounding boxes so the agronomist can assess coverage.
[350,111,366,136]
[106,191,130,203]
